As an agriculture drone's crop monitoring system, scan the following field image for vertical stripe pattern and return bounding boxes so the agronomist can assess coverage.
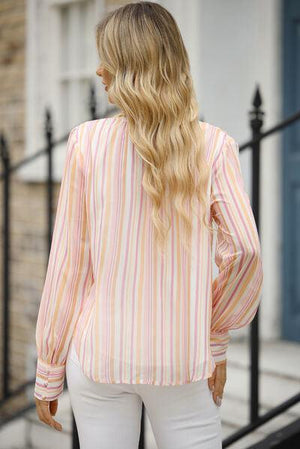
[34,117,263,400]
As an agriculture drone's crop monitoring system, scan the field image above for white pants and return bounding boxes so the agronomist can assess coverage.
[66,340,222,449]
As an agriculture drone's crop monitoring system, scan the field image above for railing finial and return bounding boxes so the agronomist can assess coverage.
[89,82,97,120]
[250,84,265,133]
[253,84,262,109]
[45,107,53,141]
[0,133,9,163]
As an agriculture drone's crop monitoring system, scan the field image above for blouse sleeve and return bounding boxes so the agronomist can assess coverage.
[209,134,263,364]
[34,126,94,401]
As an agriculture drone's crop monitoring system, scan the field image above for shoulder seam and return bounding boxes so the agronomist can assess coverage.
[212,131,228,171]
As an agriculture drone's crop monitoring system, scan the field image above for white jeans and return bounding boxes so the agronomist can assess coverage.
[66,340,222,449]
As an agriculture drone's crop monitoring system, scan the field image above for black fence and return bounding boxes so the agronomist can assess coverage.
[0,82,300,448]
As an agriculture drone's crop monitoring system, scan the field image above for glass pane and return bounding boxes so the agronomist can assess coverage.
[60,79,93,131]
[79,78,92,121]
[59,2,79,72]
[78,1,89,70]
[69,3,81,71]
[59,1,92,73]
[60,79,70,131]
[60,5,70,73]
[58,1,96,131]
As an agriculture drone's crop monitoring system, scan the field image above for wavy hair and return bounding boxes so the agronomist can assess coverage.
[95,1,213,255]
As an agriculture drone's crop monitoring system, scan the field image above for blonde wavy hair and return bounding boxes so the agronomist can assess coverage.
[95,1,213,255]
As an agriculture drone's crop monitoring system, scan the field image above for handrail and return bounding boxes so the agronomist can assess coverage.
[0,106,120,179]
[223,392,300,446]
[2,108,300,179]
[239,109,300,152]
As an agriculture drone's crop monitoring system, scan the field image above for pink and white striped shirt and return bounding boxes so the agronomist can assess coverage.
[34,116,263,401]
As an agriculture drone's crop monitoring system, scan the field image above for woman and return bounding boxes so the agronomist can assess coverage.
[34,2,263,448]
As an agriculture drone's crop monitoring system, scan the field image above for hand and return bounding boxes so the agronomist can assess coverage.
[35,397,62,431]
[207,359,227,407]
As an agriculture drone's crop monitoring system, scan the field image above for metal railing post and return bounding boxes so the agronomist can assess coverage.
[89,82,97,120]
[0,132,10,399]
[249,85,264,423]
[45,108,54,254]
[139,404,145,448]
[72,414,80,449]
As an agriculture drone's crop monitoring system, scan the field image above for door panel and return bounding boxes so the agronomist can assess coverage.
[282,0,300,341]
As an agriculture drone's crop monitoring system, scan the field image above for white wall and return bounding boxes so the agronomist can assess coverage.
[162,0,283,341]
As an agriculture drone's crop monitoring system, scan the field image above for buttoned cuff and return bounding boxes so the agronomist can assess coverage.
[210,331,231,363]
[34,357,65,401]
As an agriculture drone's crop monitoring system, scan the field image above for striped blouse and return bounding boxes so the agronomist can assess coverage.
[34,116,263,401]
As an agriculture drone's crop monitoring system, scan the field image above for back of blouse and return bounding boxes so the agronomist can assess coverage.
[34,116,263,401]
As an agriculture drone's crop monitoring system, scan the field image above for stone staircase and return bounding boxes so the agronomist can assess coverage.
[0,339,299,449]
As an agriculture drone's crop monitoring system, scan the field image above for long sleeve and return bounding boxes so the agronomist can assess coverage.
[34,126,94,401]
[209,134,263,364]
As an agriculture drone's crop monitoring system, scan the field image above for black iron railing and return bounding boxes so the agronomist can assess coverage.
[0,83,300,448]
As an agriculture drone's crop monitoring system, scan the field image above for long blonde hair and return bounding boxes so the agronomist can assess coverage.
[95,1,213,255]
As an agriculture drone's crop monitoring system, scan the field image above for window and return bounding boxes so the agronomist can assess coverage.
[56,0,96,130]
[22,0,105,181]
